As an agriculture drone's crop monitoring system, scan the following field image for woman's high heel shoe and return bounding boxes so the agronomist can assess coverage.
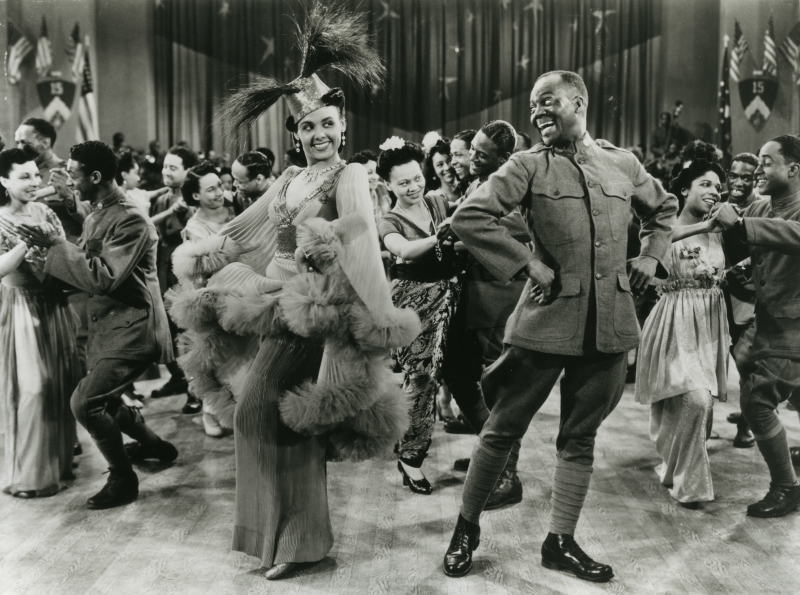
[397,461,432,495]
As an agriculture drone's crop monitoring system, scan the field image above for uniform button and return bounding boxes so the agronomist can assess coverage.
[554,189,560,196]
[595,273,602,279]
[126,321,131,327]
[588,181,595,188]
[623,190,627,196]
[91,316,98,322]
[88,293,93,298]
[578,158,585,165]
[592,209,599,216]
[760,280,766,286]
[595,241,601,247]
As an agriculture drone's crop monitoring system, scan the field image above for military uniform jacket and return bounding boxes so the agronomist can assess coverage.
[44,188,173,368]
[723,195,800,361]
[451,133,678,356]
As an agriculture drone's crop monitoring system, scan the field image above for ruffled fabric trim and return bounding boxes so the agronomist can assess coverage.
[217,289,286,337]
[172,235,245,285]
[165,283,220,332]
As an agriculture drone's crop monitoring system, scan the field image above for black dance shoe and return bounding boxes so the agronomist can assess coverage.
[74,442,83,456]
[444,415,473,435]
[484,469,523,511]
[790,447,800,468]
[12,490,37,499]
[541,533,614,582]
[733,420,756,448]
[150,376,188,399]
[453,458,470,472]
[747,483,800,518]
[397,461,432,495]
[181,394,203,415]
[443,514,480,577]
[125,439,178,464]
[678,501,699,510]
[87,469,139,509]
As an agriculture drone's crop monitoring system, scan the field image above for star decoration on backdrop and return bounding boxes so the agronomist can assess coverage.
[377,1,400,21]
[219,1,230,17]
[518,54,530,69]
[260,36,275,64]
[371,82,381,97]
[466,10,475,24]
[524,1,543,13]
[500,0,511,8]
[494,89,503,102]
[450,45,462,54]
[591,9,617,35]
[283,57,294,72]
[440,76,458,101]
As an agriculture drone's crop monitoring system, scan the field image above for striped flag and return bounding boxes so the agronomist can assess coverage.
[65,23,85,83]
[76,36,99,143]
[780,22,800,85]
[730,20,750,83]
[6,19,34,85]
[763,16,778,77]
[718,38,732,168]
[34,16,53,77]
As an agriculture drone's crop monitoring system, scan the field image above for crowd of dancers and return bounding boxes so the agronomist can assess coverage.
[2,2,800,586]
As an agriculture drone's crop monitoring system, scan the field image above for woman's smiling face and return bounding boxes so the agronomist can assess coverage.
[296,106,344,164]
[388,160,425,207]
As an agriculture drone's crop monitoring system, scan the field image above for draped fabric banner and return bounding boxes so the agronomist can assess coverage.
[154,0,661,157]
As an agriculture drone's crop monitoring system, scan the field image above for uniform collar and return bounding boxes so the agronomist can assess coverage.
[532,131,594,153]
[91,187,126,211]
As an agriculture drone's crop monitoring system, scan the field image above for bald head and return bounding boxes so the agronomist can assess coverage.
[530,71,588,146]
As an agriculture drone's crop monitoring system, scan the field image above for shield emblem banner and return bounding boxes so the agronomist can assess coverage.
[739,75,779,132]
[36,78,76,129]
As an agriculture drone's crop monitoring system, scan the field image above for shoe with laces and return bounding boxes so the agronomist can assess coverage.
[747,483,800,518]
[87,469,139,509]
[443,514,480,577]
[541,533,613,582]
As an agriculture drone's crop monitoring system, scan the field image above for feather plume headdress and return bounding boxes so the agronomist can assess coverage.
[221,2,385,135]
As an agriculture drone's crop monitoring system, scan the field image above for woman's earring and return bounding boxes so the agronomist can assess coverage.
[294,137,301,153]
[338,132,346,154]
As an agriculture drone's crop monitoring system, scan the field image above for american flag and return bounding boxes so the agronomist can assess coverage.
[6,19,34,85]
[64,23,85,83]
[730,20,750,84]
[76,36,99,143]
[763,16,778,77]
[780,22,800,85]
[34,16,52,78]
[718,38,732,168]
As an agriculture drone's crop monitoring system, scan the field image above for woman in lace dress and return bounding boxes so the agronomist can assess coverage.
[167,4,418,580]
[0,148,81,498]
[635,159,730,508]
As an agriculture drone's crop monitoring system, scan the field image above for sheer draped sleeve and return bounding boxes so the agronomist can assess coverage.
[333,164,394,320]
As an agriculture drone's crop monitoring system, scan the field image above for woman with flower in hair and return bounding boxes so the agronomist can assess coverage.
[635,158,730,509]
[377,137,460,494]
[422,132,460,204]
[167,4,418,579]
[0,148,81,498]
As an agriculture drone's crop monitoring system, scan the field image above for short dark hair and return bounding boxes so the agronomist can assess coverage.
[167,145,198,170]
[235,151,271,181]
[680,140,721,165]
[731,152,759,169]
[669,159,726,213]
[480,120,517,156]
[517,132,532,150]
[376,141,425,182]
[70,141,119,183]
[535,70,589,105]
[115,150,137,185]
[0,148,36,206]
[453,129,476,145]
[22,117,57,146]
[769,135,800,165]
[424,137,451,191]
[218,166,232,178]
[181,160,220,206]
[347,150,377,166]
[255,147,275,167]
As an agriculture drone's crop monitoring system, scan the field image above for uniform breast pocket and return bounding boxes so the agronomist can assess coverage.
[530,182,586,245]
[86,239,104,256]
[600,181,634,241]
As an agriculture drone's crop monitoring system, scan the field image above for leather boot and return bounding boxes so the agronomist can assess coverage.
[746,483,800,518]
[443,415,473,435]
[87,469,139,509]
[443,514,480,577]
[790,446,800,468]
[733,420,756,448]
[453,458,470,472]
[541,533,614,582]
[125,439,178,464]
[484,469,523,510]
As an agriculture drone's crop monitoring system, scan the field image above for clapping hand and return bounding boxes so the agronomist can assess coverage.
[49,168,73,201]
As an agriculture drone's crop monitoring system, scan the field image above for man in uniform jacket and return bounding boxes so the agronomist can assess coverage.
[18,141,177,510]
[712,135,800,519]
[442,71,677,582]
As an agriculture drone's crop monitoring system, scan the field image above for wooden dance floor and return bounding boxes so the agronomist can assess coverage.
[2,366,799,595]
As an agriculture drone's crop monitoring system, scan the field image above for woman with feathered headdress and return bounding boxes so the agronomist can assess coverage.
[167,3,420,579]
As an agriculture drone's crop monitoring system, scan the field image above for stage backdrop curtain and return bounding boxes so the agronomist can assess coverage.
[154,0,661,158]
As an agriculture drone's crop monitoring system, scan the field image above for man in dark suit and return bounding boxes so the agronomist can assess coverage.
[18,141,177,510]
[442,71,677,582]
